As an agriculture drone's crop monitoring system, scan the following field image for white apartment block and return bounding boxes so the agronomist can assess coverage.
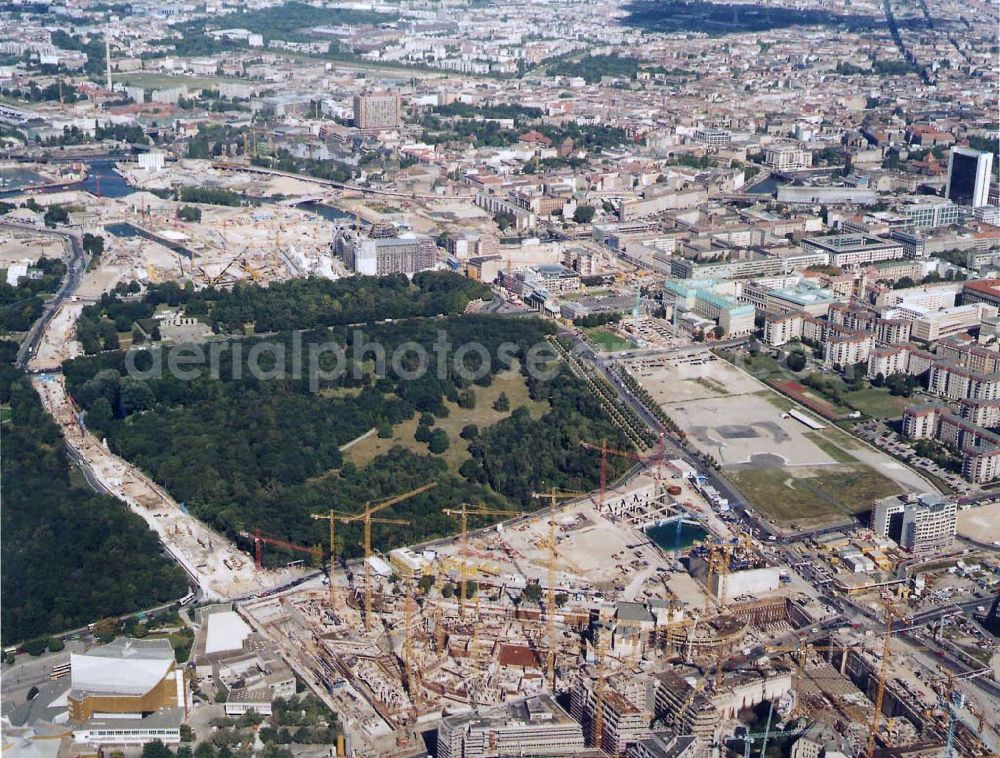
[867,345,911,380]
[901,404,1000,484]
[823,332,873,368]
[763,311,804,346]
[927,363,1000,401]
[908,303,997,342]
[763,144,810,171]
[802,234,905,268]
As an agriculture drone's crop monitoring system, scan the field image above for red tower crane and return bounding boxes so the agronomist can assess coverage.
[580,436,667,511]
[239,529,322,570]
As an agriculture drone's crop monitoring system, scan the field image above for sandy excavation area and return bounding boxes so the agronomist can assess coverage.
[31,374,305,600]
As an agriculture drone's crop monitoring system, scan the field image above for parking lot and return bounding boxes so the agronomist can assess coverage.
[853,420,973,494]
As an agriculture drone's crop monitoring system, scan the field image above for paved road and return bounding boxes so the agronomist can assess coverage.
[560,329,770,541]
[2,222,87,371]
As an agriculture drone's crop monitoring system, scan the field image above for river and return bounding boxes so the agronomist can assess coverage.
[2,159,355,224]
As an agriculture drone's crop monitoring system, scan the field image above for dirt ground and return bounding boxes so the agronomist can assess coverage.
[626,353,838,468]
[957,501,1000,544]
[0,230,65,266]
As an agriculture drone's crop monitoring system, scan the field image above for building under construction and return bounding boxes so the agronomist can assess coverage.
[333,221,437,276]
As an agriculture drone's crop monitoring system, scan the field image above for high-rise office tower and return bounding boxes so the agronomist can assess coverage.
[945,147,994,207]
[352,90,401,132]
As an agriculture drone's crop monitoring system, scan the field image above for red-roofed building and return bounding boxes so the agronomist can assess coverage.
[518,130,552,148]
[962,279,1000,309]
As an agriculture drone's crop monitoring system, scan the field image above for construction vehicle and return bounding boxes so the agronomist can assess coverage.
[238,529,321,570]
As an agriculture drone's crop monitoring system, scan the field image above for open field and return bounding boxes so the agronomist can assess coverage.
[957,501,1000,544]
[0,231,65,266]
[623,351,914,528]
[585,326,633,352]
[116,73,234,90]
[841,387,913,418]
[344,364,546,473]
[728,465,900,526]
[730,349,912,420]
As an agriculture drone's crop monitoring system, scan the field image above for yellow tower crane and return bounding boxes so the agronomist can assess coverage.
[593,630,608,751]
[867,595,905,758]
[310,508,345,607]
[442,503,519,618]
[312,482,435,631]
[402,578,420,707]
[533,487,586,689]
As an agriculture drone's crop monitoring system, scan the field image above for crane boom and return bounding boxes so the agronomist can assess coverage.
[866,601,898,758]
[580,439,661,511]
[443,503,519,618]
[239,529,321,570]
[312,483,434,625]
[353,483,434,632]
[533,488,586,689]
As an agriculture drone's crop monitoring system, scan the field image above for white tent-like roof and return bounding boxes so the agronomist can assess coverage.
[204,611,252,655]
[70,639,174,696]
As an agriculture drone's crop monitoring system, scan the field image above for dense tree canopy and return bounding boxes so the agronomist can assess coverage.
[2,374,188,645]
[75,271,490,351]
[64,312,632,562]
[0,256,67,334]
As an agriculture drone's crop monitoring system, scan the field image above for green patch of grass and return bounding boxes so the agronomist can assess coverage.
[843,387,912,419]
[0,406,11,423]
[67,462,89,489]
[319,386,363,399]
[802,431,855,463]
[694,376,729,395]
[117,73,231,90]
[728,463,901,527]
[344,363,546,474]
[756,390,792,412]
[585,327,633,352]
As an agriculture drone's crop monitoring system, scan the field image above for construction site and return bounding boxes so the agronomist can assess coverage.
[24,326,996,757]
[4,153,997,758]
[212,451,994,758]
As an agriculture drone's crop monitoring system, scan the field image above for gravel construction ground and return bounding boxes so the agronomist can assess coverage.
[621,351,937,529]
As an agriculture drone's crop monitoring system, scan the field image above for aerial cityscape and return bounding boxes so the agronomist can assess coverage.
[0,0,997,756]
